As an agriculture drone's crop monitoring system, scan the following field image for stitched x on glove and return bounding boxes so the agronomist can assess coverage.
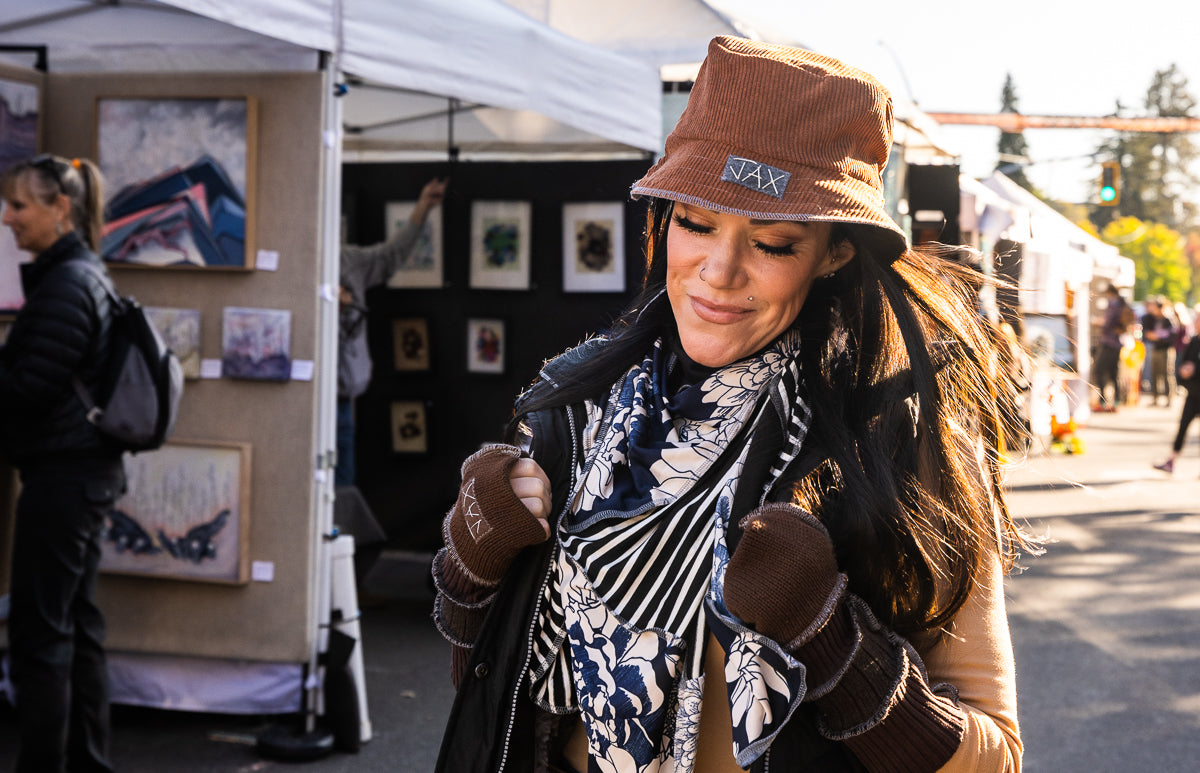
[441,443,548,587]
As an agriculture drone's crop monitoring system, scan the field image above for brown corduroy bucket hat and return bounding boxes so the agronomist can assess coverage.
[632,35,908,259]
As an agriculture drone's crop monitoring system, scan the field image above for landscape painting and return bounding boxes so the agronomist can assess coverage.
[96,97,257,269]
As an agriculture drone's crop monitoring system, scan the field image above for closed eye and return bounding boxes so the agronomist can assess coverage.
[671,213,712,234]
[754,241,797,257]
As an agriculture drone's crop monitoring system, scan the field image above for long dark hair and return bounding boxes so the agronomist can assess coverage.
[512,197,1034,636]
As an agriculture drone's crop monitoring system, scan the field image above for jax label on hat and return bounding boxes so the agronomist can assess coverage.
[721,155,791,199]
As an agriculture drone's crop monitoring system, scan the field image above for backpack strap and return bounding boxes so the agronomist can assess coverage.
[65,258,122,423]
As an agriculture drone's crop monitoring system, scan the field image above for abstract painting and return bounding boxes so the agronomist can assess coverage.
[221,306,291,381]
[145,307,202,379]
[469,201,531,290]
[101,440,251,583]
[466,318,505,374]
[96,97,256,269]
[384,200,443,288]
[562,202,625,293]
[0,77,39,313]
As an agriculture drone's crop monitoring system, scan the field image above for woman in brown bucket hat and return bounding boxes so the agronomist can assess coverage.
[433,36,1031,772]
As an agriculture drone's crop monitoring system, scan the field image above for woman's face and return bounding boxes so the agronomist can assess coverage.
[665,202,855,368]
[1,173,68,256]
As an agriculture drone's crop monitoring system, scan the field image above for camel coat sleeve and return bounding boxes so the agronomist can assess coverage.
[920,556,1022,772]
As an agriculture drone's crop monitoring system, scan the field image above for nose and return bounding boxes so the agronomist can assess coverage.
[701,233,747,289]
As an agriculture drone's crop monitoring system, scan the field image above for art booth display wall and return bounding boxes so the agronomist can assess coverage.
[22,68,328,666]
[342,159,651,550]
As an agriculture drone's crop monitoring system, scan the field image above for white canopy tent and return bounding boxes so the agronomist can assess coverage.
[0,0,662,730]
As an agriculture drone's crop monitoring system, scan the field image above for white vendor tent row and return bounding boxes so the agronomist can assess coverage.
[973,171,1134,423]
[0,0,662,727]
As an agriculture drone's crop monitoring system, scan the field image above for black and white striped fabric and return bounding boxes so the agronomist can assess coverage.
[528,332,812,769]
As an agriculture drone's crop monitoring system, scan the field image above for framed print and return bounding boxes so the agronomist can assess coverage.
[221,306,291,381]
[470,201,531,290]
[101,439,251,584]
[390,400,428,454]
[96,96,257,269]
[0,76,40,314]
[392,317,431,372]
[562,202,626,293]
[145,307,202,379]
[466,318,505,374]
[384,200,443,288]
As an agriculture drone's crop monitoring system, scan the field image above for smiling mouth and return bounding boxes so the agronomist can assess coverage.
[690,295,751,323]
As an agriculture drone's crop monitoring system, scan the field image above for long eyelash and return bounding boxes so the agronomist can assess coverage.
[673,212,796,256]
[671,213,711,234]
[755,242,797,257]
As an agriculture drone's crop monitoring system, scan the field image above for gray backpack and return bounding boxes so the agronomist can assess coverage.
[71,262,184,452]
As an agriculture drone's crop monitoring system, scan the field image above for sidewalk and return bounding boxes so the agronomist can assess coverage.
[1004,400,1200,771]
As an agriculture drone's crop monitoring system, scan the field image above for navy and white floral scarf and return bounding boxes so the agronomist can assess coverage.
[529,330,817,772]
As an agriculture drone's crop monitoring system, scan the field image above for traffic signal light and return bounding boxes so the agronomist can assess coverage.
[1099,161,1120,206]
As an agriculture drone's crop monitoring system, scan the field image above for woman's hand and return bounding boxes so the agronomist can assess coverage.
[723,503,846,648]
[510,456,553,538]
[442,444,553,586]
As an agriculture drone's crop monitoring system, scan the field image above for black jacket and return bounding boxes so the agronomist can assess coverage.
[0,233,119,466]
[435,356,864,772]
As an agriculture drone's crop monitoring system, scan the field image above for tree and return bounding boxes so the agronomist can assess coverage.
[1098,216,1192,301]
[1092,65,1199,232]
[996,73,1036,192]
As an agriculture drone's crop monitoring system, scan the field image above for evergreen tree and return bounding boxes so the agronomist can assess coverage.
[996,73,1035,191]
[1093,65,1199,231]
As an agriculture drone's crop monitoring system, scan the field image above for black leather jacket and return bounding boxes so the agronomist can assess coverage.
[435,347,864,772]
[0,232,120,466]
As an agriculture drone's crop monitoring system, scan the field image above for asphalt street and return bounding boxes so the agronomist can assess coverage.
[0,400,1196,771]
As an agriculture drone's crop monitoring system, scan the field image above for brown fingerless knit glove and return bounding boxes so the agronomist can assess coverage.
[442,443,548,587]
[724,503,966,771]
[723,503,851,653]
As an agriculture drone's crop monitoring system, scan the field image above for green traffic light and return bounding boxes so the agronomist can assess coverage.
[1100,185,1116,202]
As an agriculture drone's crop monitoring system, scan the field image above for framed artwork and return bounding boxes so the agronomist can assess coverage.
[392,317,431,371]
[221,306,291,381]
[466,318,506,374]
[562,202,626,293]
[0,76,40,315]
[470,201,531,290]
[390,400,428,454]
[145,307,202,379]
[384,200,443,288]
[96,96,257,269]
[101,439,251,584]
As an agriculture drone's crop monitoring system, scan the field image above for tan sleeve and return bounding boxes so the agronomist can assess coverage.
[920,556,1022,772]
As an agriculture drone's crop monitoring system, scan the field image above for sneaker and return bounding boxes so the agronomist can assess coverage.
[1153,459,1175,474]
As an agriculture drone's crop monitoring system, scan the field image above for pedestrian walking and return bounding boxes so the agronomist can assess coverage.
[431,36,1031,772]
[0,154,124,773]
[1153,313,1200,475]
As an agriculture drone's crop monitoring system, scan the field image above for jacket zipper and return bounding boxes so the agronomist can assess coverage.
[497,402,583,771]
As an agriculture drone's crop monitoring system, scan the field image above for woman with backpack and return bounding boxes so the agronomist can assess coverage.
[0,153,124,772]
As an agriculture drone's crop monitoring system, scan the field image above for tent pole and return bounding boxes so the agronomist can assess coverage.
[310,0,345,739]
